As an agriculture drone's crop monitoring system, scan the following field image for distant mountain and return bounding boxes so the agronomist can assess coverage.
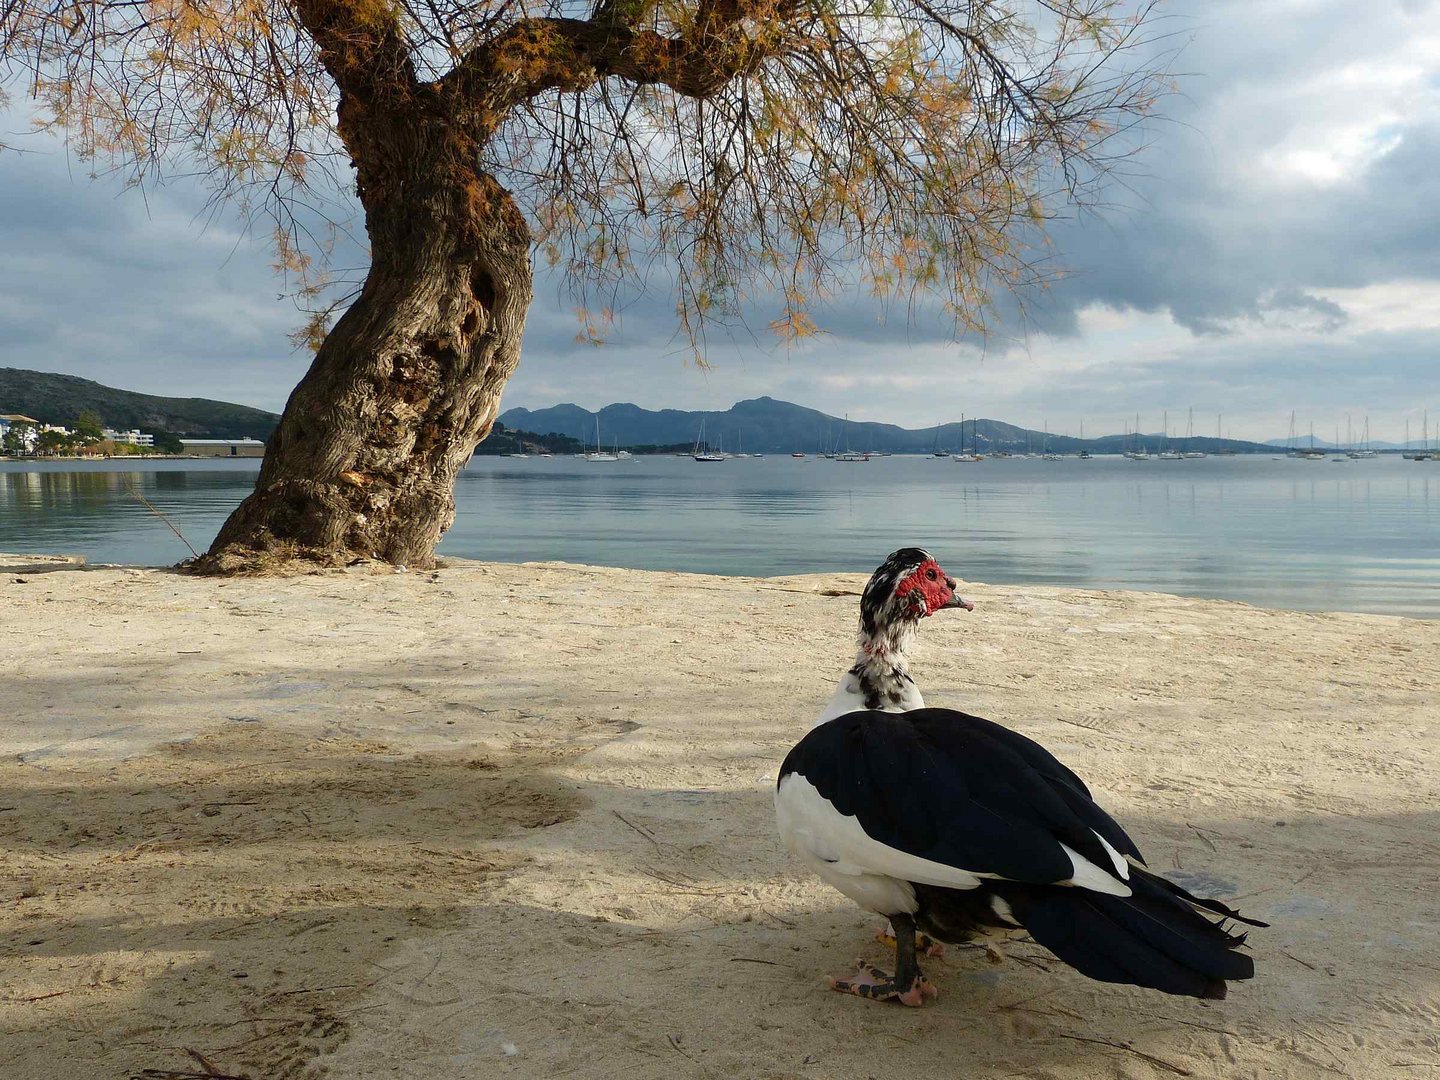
[1262,437,1415,451]
[0,368,280,438]
[499,397,1276,454]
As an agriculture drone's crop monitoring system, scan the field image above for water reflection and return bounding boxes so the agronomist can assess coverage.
[2,455,1436,617]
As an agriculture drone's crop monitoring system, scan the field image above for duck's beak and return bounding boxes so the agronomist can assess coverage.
[941,594,975,612]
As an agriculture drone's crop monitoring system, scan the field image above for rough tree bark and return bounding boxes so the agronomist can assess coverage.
[199,163,528,572]
[196,11,533,573]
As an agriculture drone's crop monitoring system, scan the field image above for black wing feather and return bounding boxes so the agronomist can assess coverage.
[780,708,1142,887]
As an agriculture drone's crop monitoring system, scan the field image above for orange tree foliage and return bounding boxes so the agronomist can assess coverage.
[0,0,1164,354]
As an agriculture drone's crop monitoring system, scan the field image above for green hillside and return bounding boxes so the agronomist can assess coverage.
[0,368,280,438]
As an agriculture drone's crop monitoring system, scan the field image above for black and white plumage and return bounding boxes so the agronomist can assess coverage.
[777,709,1264,1003]
[817,547,973,727]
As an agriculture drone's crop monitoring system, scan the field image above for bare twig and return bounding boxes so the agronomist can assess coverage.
[1055,1034,1192,1076]
[1134,1011,1241,1038]
[2,989,76,1003]
[666,1034,698,1063]
[1185,822,1218,853]
[268,983,358,997]
[994,988,1060,1013]
[125,485,200,560]
[1234,865,1320,901]
[613,810,664,850]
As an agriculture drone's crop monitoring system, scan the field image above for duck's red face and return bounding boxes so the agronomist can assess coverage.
[859,548,975,638]
[895,558,974,617]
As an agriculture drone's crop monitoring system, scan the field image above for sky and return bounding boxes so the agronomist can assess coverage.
[2,1,1438,444]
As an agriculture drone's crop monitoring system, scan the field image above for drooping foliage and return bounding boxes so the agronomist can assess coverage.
[1,0,1164,354]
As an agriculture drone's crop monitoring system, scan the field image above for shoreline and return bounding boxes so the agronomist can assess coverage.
[2,559,1438,1079]
[1,453,219,462]
[2,549,1434,623]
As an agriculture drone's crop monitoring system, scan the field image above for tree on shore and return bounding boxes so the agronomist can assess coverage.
[144,429,187,455]
[73,409,106,444]
[35,429,70,456]
[2,0,1162,573]
[2,421,36,456]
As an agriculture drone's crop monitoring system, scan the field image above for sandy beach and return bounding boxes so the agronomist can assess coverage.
[1,555,1437,1080]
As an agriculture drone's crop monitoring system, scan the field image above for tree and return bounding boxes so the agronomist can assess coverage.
[2,0,1162,572]
[144,429,187,455]
[2,421,35,455]
[35,429,70,455]
[73,409,106,443]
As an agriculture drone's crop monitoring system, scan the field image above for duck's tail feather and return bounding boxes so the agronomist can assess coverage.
[995,869,1261,999]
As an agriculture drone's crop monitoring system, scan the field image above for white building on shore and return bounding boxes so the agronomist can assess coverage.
[102,427,155,447]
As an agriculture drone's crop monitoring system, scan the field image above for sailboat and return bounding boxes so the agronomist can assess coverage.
[1124,413,1151,459]
[1212,413,1236,455]
[835,414,868,461]
[932,420,950,458]
[692,419,726,462]
[952,415,982,462]
[1076,419,1092,459]
[1181,407,1206,457]
[1040,422,1063,461]
[1348,417,1377,458]
[1156,410,1183,459]
[1408,411,1439,460]
[584,415,619,462]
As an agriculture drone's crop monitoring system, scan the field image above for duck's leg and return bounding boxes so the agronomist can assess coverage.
[874,925,947,958]
[830,913,938,1007]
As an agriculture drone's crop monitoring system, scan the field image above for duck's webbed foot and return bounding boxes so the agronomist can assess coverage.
[832,913,937,1007]
[874,926,947,959]
[829,959,937,1007]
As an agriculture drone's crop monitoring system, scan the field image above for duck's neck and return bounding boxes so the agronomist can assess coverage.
[814,619,925,727]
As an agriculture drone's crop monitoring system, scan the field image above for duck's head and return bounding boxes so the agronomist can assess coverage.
[859,547,973,642]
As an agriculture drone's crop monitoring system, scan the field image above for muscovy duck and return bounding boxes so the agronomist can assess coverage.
[778,552,1265,1006]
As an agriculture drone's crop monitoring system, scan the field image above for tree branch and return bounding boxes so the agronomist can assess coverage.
[441,9,786,132]
[288,0,421,111]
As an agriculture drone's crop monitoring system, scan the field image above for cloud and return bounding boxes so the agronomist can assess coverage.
[1029,0,1440,334]
[1,0,1437,443]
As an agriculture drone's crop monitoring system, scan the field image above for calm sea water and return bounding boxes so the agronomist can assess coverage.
[2,454,1437,618]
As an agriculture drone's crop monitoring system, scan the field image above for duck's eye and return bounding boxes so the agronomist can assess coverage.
[925,568,937,581]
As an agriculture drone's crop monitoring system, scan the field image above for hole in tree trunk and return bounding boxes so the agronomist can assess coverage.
[471,265,496,310]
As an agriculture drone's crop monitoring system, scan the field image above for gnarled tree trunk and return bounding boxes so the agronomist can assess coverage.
[196,109,530,573]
